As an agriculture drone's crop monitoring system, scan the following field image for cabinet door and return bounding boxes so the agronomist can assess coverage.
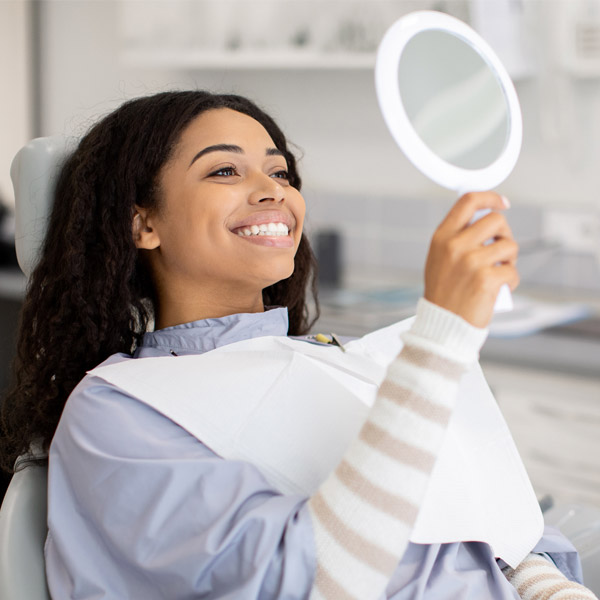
[482,362,600,509]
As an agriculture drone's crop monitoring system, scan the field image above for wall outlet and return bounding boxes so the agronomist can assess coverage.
[542,209,600,252]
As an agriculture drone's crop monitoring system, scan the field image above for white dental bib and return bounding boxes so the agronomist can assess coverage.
[89,317,543,568]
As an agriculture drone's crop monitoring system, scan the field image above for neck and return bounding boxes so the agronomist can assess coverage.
[154,285,265,330]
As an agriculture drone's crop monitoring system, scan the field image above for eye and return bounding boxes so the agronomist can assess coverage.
[271,169,290,182]
[208,166,238,177]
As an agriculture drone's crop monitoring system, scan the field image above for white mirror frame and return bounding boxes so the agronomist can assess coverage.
[375,10,522,193]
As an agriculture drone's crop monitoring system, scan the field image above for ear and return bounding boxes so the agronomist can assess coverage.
[132,206,160,250]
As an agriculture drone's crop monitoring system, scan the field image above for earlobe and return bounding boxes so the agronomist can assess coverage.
[132,208,160,250]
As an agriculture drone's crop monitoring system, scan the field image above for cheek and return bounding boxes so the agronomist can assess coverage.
[291,190,306,236]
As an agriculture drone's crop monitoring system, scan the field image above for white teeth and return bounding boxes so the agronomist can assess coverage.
[236,222,289,237]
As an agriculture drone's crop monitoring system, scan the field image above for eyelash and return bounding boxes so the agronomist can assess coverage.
[208,166,290,181]
[209,166,237,177]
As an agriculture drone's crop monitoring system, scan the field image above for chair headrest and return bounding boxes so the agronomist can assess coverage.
[11,137,75,278]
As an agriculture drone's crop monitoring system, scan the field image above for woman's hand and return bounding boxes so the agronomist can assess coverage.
[424,192,519,329]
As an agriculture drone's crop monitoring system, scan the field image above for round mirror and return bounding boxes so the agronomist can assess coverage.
[398,30,509,170]
[375,11,522,193]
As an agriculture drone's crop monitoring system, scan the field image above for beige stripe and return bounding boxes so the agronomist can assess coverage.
[314,564,359,600]
[508,558,573,599]
[360,420,436,472]
[336,459,418,525]
[378,379,452,426]
[508,556,558,576]
[401,343,466,381]
[509,558,557,579]
[311,491,399,575]
[516,571,565,598]
[528,580,591,600]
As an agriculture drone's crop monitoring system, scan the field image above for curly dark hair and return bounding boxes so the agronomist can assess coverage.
[0,90,319,472]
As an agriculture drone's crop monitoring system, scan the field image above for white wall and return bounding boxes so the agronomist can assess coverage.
[0,0,31,208]
[35,0,600,289]
[37,1,600,204]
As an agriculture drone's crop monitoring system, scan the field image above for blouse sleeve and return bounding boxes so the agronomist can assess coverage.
[46,375,316,599]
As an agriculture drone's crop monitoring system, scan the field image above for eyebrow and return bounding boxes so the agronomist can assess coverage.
[188,144,284,168]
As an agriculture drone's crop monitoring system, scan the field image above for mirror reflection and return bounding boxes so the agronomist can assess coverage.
[398,30,509,170]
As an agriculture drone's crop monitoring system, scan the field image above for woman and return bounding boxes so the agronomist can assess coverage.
[1,91,594,599]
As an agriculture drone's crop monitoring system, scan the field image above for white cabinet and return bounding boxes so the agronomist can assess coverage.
[482,362,600,510]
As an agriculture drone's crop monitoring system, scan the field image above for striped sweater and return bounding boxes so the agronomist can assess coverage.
[307,298,598,600]
[308,298,486,599]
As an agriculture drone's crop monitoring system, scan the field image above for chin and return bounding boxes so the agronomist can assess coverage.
[262,264,295,289]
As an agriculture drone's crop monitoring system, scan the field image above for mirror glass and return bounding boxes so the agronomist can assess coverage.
[398,30,509,170]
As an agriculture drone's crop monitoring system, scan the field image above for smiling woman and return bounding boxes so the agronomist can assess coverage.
[0,90,594,600]
[133,108,306,328]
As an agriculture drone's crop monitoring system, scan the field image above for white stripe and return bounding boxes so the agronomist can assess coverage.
[368,396,446,455]
[312,515,393,600]
[308,587,327,600]
[317,470,413,554]
[324,437,431,507]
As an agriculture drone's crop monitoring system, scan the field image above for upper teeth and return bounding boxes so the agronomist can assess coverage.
[237,222,289,237]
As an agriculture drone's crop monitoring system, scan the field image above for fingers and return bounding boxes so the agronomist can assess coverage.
[496,263,521,291]
[476,236,519,266]
[437,192,509,235]
[424,191,519,327]
[473,262,521,295]
[458,210,515,247]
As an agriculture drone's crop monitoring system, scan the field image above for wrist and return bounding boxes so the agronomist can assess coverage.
[404,298,488,365]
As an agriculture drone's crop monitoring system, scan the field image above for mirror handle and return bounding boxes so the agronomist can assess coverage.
[469,207,514,313]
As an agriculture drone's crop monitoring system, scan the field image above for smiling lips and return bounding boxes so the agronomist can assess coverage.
[230,212,295,248]
[236,222,289,237]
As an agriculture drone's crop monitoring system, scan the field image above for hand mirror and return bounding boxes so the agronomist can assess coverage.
[375,10,522,311]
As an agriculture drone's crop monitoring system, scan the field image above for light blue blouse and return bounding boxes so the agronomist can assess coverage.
[45,308,583,599]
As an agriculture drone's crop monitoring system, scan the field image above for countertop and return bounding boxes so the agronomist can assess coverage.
[313,277,600,381]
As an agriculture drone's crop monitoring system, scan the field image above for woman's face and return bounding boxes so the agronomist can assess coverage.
[138,108,305,317]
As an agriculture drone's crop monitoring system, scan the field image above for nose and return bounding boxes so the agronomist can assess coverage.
[248,172,285,205]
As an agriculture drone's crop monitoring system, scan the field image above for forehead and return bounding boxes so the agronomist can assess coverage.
[176,108,275,154]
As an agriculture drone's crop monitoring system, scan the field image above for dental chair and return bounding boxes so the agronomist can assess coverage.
[2,136,600,598]
[0,136,72,600]
[0,457,50,600]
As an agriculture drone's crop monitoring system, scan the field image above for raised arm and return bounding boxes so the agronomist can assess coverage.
[308,192,518,598]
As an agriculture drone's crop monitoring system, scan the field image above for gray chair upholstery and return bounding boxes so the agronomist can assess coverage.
[0,138,69,600]
[11,136,73,277]
[0,464,51,600]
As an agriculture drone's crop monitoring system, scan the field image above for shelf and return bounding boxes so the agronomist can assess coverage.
[120,48,376,71]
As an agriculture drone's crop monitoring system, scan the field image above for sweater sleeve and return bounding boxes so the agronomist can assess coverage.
[502,553,599,599]
[307,298,488,599]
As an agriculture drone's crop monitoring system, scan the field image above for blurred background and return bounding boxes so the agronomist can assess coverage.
[0,0,599,509]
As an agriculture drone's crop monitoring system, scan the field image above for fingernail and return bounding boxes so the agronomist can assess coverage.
[501,195,511,208]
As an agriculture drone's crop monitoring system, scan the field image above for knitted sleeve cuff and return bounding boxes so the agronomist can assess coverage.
[402,298,489,366]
